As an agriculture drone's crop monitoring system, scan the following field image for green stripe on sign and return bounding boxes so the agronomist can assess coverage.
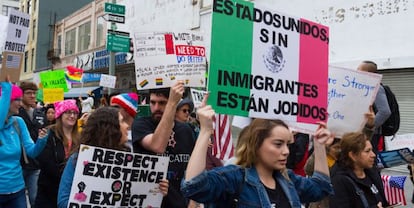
[208,0,254,117]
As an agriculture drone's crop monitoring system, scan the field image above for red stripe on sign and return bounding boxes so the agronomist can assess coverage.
[297,18,329,124]
[164,34,174,54]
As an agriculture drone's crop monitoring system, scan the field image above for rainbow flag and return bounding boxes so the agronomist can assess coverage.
[155,78,163,86]
[65,65,84,83]
[139,79,149,88]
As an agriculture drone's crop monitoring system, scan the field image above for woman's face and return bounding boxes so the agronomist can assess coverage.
[46,108,56,121]
[256,125,292,171]
[61,110,78,127]
[352,140,376,169]
[175,104,190,123]
[119,112,129,145]
[327,142,341,160]
[9,98,22,114]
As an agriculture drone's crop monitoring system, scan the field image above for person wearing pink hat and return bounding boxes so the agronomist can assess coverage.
[0,81,48,208]
[35,99,80,208]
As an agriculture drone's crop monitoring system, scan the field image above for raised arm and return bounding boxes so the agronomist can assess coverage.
[185,93,215,181]
[140,81,185,153]
[0,82,12,129]
[313,123,334,176]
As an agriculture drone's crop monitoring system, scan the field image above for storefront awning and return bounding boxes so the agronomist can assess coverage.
[64,86,102,98]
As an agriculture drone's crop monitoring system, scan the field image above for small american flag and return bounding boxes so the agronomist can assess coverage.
[6,54,21,69]
[381,175,406,206]
[212,114,234,160]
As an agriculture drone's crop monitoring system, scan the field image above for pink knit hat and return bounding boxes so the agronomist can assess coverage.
[11,84,23,101]
[54,99,79,118]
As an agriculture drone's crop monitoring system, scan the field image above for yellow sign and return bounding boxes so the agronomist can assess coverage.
[43,88,64,103]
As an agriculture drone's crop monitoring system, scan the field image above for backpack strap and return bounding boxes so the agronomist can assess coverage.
[13,117,29,164]
[344,176,369,208]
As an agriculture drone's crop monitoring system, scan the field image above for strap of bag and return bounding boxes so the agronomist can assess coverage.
[13,118,29,164]
[344,176,369,208]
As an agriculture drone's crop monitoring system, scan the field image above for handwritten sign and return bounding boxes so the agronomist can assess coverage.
[0,51,23,81]
[68,145,169,208]
[190,88,206,108]
[4,9,30,53]
[99,74,117,88]
[40,70,68,92]
[133,31,207,90]
[207,0,329,133]
[326,66,382,137]
[43,88,64,103]
[385,134,414,151]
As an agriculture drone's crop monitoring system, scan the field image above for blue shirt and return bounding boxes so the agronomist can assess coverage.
[181,165,333,208]
[0,82,48,194]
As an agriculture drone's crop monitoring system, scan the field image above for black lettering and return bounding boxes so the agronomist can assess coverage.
[92,149,104,162]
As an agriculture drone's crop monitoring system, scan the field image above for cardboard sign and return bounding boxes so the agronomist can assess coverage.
[0,51,23,81]
[43,88,64,103]
[68,145,169,208]
[99,74,117,88]
[133,31,207,90]
[385,134,414,151]
[40,70,69,92]
[207,0,329,132]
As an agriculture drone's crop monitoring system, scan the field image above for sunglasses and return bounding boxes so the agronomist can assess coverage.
[181,109,190,113]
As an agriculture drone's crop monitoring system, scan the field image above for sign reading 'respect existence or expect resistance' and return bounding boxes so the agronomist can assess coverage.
[68,145,169,208]
[207,0,329,132]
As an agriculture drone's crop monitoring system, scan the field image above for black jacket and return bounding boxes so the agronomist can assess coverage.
[329,163,389,208]
[36,130,66,206]
[17,107,45,169]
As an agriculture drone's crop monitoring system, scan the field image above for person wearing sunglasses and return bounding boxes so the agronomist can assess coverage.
[175,98,194,123]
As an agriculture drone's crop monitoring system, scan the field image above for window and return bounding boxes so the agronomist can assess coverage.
[27,0,31,14]
[65,28,76,55]
[24,51,28,72]
[96,16,105,47]
[78,21,91,52]
[32,19,36,40]
[2,6,18,16]
[31,48,35,71]
[57,35,62,56]
[33,0,36,12]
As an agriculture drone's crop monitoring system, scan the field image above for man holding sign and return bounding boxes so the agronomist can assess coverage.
[132,81,196,208]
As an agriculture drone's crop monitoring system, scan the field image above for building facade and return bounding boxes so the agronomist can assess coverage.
[0,0,19,16]
[19,0,90,81]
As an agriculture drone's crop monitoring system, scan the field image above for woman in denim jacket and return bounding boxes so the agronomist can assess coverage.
[181,95,334,208]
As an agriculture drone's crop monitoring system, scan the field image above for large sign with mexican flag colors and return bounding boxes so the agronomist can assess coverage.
[207,0,329,129]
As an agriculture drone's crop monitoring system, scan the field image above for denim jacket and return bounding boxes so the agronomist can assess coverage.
[181,165,333,208]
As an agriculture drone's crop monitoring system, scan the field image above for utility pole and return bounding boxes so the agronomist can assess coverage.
[108,0,116,95]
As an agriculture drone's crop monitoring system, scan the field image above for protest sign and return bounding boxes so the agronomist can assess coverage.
[385,134,414,151]
[3,9,30,53]
[326,66,382,137]
[190,88,206,108]
[68,145,169,208]
[43,88,64,103]
[99,74,117,88]
[0,51,23,81]
[133,31,206,90]
[0,15,8,53]
[207,0,329,132]
[40,70,69,92]
[377,148,414,168]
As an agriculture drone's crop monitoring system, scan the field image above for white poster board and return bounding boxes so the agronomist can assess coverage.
[385,134,414,151]
[68,145,169,208]
[3,9,30,53]
[326,66,382,137]
[0,15,8,53]
[99,74,117,89]
[133,31,207,90]
[190,88,206,108]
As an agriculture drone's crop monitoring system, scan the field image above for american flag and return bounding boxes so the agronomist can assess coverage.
[212,114,234,160]
[6,54,21,69]
[381,175,406,206]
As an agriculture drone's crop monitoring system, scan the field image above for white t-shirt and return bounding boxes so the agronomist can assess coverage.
[81,97,94,113]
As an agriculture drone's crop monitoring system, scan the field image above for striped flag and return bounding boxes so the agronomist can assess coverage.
[381,175,407,206]
[212,114,234,160]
